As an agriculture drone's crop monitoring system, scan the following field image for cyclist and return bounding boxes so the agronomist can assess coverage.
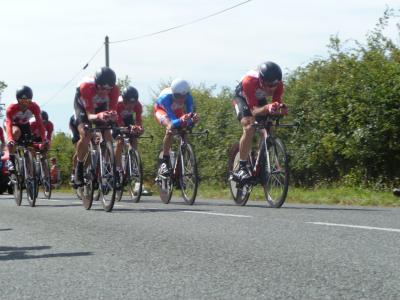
[153,78,199,176]
[232,61,288,181]
[73,66,120,185]
[5,86,46,171]
[30,111,54,143]
[394,188,400,197]
[115,85,143,163]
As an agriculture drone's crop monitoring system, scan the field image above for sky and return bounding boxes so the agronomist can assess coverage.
[0,0,399,133]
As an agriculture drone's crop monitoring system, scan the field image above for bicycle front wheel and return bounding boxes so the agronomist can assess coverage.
[156,150,173,204]
[227,143,251,206]
[25,151,37,207]
[12,157,23,206]
[41,158,52,199]
[179,144,198,205]
[127,149,143,203]
[99,141,117,212]
[261,138,289,208]
[81,157,95,210]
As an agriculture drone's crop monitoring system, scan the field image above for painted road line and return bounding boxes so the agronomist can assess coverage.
[182,211,253,218]
[306,222,400,233]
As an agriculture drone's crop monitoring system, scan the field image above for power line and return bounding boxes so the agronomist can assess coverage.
[42,43,104,107]
[110,0,253,44]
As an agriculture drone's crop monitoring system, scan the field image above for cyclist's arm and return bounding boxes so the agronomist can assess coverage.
[134,102,143,126]
[74,87,89,124]
[185,94,194,113]
[5,105,15,142]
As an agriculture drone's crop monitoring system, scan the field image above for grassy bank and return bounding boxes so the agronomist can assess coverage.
[53,184,400,207]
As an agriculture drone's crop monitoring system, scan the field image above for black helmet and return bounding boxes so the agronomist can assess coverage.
[41,111,49,121]
[258,61,282,83]
[122,86,139,102]
[16,85,33,100]
[94,67,116,88]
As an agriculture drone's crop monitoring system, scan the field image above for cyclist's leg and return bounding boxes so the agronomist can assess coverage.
[232,96,254,180]
[74,121,91,184]
[7,126,22,170]
[154,106,173,173]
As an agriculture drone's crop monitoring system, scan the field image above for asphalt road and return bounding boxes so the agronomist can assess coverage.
[1,192,400,299]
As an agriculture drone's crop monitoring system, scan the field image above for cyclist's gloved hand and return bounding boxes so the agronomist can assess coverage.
[279,103,288,115]
[264,102,280,114]
[97,111,109,121]
[136,125,144,135]
[191,113,200,124]
[7,140,15,148]
[108,110,118,122]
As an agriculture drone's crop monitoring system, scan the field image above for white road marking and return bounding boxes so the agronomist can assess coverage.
[307,222,400,233]
[182,211,253,218]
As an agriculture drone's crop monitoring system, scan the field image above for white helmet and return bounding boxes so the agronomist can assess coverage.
[171,78,190,95]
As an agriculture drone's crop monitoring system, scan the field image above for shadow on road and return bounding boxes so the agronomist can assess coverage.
[0,245,93,261]
[97,207,211,213]
[0,228,12,231]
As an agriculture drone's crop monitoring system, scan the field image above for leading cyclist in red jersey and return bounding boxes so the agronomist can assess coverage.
[73,66,120,185]
[232,61,288,181]
[5,85,46,171]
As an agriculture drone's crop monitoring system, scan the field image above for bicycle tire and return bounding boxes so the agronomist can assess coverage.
[81,156,95,210]
[41,158,52,199]
[261,137,289,208]
[156,150,173,204]
[227,143,251,206]
[12,157,23,206]
[179,144,198,205]
[99,141,117,212]
[25,151,37,207]
[127,149,143,203]
[115,145,127,202]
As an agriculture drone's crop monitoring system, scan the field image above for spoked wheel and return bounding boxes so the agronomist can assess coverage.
[127,149,143,203]
[41,158,52,199]
[262,138,289,208]
[12,158,23,206]
[227,143,251,206]
[81,162,95,210]
[179,144,198,205]
[99,141,117,212]
[156,151,173,204]
[25,151,37,207]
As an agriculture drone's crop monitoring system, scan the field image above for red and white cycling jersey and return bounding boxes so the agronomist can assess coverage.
[5,101,45,142]
[77,78,119,113]
[240,70,284,109]
[116,97,143,126]
[30,120,54,141]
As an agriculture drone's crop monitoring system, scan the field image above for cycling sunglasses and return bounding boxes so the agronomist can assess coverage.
[263,80,280,88]
[97,85,113,91]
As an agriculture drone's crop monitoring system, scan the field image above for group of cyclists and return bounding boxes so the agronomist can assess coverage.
[1,60,292,199]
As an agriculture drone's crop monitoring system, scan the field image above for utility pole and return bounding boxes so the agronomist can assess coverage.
[105,36,110,67]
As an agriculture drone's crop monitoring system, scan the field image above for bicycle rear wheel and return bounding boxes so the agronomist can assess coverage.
[12,157,23,206]
[41,158,52,199]
[261,137,289,208]
[179,144,198,205]
[156,150,173,204]
[227,143,251,206]
[25,151,37,207]
[99,141,117,212]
